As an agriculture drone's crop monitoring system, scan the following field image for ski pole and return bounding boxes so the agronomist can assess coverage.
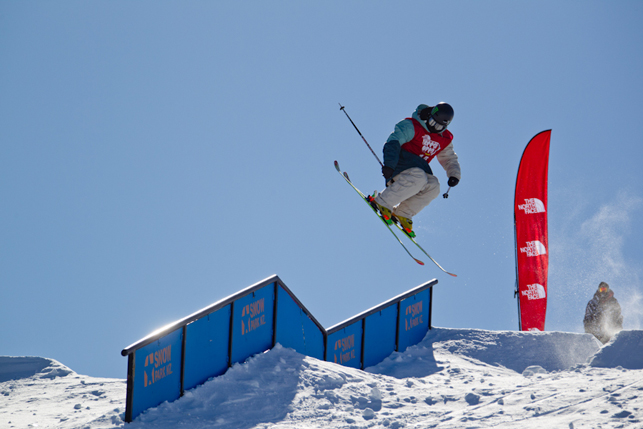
[339,103,383,167]
[443,187,451,199]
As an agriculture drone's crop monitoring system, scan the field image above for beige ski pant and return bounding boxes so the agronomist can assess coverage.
[374,167,440,219]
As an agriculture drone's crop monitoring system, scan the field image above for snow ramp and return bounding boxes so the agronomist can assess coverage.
[589,330,643,369]
[426,327,600,373]
[367,327,602,378]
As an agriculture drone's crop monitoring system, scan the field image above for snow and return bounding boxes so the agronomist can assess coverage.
[2,328,642,428]
[0,357,125,428]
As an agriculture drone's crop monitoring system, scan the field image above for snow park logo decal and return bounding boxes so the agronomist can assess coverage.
[404,300,424,332]
[522,284,546,300]
[333,334,356,365]
[240,297,266,336]
[143,345,174,387]
[520,240,547,257]
[518,198,546,214]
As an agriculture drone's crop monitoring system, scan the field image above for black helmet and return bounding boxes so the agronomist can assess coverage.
[420,102,454,133]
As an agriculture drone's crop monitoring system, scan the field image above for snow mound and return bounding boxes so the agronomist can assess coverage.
[3,328,643,428]
[430,327,601,373]
[129,344,320,428]
[0,357,125,429]
[589,330,643,369]
[521,365,548,377]
[367,327,600,377]
[0,356,74,382]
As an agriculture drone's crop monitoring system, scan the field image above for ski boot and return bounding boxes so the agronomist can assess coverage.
[367,193,394,225]
[394,214,416,238]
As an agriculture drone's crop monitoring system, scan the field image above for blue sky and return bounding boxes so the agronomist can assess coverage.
[1,1,642,379]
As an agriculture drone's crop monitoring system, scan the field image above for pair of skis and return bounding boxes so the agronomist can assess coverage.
[335,160,457,277]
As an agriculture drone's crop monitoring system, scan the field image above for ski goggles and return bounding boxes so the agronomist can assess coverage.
[599,285,608,292]
[428,115,450,131]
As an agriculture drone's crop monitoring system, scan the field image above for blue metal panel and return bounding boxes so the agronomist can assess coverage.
[363,304,398,368]
[275,286,325,359]
[300,311,325,359]
[230,284,275,365]
[398,289,430,352]
[275,286,304,352]
[327,322,362,369]
[183,304,231,391]
[131,328,182,420]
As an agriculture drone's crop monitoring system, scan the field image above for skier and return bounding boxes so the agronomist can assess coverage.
[368,103,461,237]
[583,282,623,344]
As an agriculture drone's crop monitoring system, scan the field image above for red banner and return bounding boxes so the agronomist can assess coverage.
[515,130,551,331]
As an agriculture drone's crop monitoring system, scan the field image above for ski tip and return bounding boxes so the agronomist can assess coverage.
[415,259,425,266]
[447,272,457,277]
[334,160,340,171]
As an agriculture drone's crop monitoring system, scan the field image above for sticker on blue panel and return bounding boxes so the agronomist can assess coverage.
[404,296,425,331]
[328,323,362,369]
[132,328,182,419]
[398,289,430,352]
[230,284,275,364]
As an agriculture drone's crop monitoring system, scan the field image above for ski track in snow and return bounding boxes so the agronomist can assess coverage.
[1,328,643,429]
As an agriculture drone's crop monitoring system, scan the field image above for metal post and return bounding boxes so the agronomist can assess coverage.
[124,353,135,423]
[180,326,186,396]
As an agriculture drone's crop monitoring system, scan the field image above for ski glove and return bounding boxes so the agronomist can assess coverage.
[448,177,459,187]
[382,166,395,181]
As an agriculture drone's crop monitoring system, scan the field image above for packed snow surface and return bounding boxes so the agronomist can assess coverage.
[2,328,642,428]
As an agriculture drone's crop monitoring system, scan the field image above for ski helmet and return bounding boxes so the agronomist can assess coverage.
[420,102,454,133]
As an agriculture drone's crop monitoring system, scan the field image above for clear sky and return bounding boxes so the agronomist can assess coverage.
[1,1,642,379]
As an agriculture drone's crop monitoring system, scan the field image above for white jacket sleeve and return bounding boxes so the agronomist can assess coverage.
[436,143,461,180]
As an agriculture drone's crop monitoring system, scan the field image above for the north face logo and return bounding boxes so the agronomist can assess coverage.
[522,284,546,300]
[421,135,441,159]
[518,198,546,214]
[520,240,547,257]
